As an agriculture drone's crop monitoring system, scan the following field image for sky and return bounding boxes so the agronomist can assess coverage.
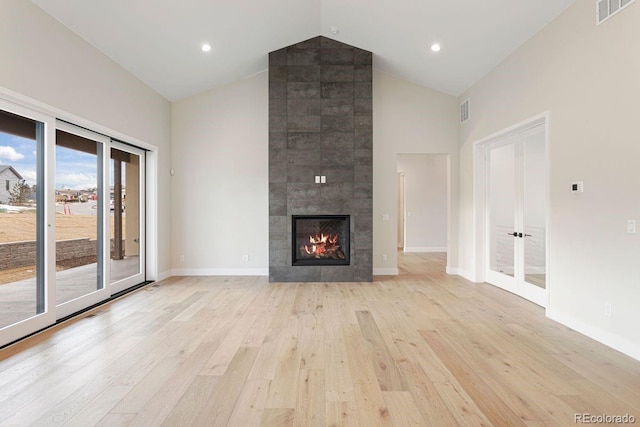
[0,132,99,191]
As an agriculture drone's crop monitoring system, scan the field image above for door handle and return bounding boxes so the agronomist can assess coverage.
[507,232,518,237]
[523,234,532,237]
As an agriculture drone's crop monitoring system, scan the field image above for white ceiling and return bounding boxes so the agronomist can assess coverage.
[32,0,575,102]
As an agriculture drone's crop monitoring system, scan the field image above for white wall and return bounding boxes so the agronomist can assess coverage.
[0,0,172,279]
[458,0,640,359]
[374,71,459,274]
[171,72,269,275]
[170,69,459,275]
[397,154,448,252]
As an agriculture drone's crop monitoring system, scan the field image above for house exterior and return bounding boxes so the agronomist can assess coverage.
[0,165,23,205]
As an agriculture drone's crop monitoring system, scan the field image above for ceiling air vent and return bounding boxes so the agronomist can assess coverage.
[597,0,635,25]
[460,98,470,124]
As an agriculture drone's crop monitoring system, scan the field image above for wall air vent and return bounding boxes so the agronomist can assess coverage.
[597,0,635,25]
[460,98,470,124]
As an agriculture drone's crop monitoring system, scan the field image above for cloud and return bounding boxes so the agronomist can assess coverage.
[56,172,97,191]
[0,146,25,161]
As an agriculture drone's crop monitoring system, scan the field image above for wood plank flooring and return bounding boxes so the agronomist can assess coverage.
[1,252,639,426]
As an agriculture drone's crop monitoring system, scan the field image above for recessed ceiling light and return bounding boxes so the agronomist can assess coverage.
[201,43,212,53]
[430,43,441,52]
[330,27,340,35]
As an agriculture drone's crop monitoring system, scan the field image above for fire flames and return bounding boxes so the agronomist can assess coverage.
[302,233,343,258]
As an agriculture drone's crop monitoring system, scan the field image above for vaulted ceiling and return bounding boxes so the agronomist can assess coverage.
[32,0,575,101]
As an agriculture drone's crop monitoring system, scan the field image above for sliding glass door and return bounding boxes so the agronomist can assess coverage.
[0,98,148,347]
[110,142,145,293]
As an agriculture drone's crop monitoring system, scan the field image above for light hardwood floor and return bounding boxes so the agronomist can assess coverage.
[1,252,639,426]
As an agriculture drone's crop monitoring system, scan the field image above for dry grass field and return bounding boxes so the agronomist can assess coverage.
[0,212,121,285]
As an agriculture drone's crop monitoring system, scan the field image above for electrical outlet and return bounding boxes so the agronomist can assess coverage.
[627,220,636,234]
[179,255,184,263]
[242,254,250,262]
[382,214,390,221]
[604,302,612,317]
[382,254,387,261]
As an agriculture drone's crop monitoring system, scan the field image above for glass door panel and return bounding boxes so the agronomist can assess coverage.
[488,142,517,289]
[0,110,44,329]
[54,129,104,307]
[109,143,145,292]
[522,128,547,289]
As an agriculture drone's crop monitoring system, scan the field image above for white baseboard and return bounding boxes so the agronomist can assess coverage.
[403,246,447,253]
[446,267,479,282]
[156,270,172,282]
[172,268,269,276]
[546,308,640,362]
[373,268,399,276]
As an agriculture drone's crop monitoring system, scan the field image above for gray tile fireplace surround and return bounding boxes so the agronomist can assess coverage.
[269,36,373,282]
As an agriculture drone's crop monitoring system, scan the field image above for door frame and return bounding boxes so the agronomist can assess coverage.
[472,112,550,307]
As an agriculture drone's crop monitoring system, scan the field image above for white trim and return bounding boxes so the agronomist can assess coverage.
[596,0,636,25]
[547,308,640,362]
[156,270,172,282]
[449,268,479,282]
[172,268,268,276]
[373,268,399,276]
[403,246,447,253]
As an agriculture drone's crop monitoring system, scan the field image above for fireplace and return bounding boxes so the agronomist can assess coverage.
[292,215,350,266]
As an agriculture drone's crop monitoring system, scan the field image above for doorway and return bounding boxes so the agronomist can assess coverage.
[475,116,548,307]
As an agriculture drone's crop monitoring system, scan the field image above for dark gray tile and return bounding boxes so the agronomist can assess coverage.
[354,98,372,115]
[269,230,288,245]
[354,215,373,233]
[269,183,287,216]
[288,183,321,200]
[321,266,354,282]
[287,99,321,116]
[354,230,373,249]
[287,267,321,282]
[321,37,352,49]
[322,167,354,182]
[354,82,372,99]
[269,48,287,65]
[315,197,351,214]
[352,198,372,215]
[288,148,321,166]
[269,215,288,234]
[321,99,354,116]
[321,132,354,149]
[354,132,372,149]
[269,66,287,82]
[321,65,354,82]
[269,82,286,99]
[270,248,290,268]
[354,165,372,183]
[287,66,321,82]
[322,115,354,132]
[354,267,373,282]
[353,182,372,199]
[355,148,372,165]
[269,266,288,282]
[354,115,372,133]
[288,132,320,149]
[288,115,321,132]
[354,248,372,265]
[321,48,354,65]
[320,182,353,200]
[294,37,321,49]
[321,82,354,99]
[288,165,320,183]
[269,164,287,183]
[270,132,287,149]
[354,65,372,82]
[270,98,287,115]
[288,82,321,99]
[354,48,372,65]
[288,199,324,215]
[269,148,286,165]
[269,115,287,132]
[322,149,355,166]
[287,49,320,66]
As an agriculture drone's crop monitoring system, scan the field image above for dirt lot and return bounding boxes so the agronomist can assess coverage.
[0,211,121,285]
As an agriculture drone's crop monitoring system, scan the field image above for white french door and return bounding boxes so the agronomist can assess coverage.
[486,124,548,307]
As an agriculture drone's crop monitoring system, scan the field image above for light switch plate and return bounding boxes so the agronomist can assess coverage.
[321,176,326,183]
[314,176,320,184]
[627,219,636,234]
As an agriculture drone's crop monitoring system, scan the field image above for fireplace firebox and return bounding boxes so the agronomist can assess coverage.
[292,215,350,266]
